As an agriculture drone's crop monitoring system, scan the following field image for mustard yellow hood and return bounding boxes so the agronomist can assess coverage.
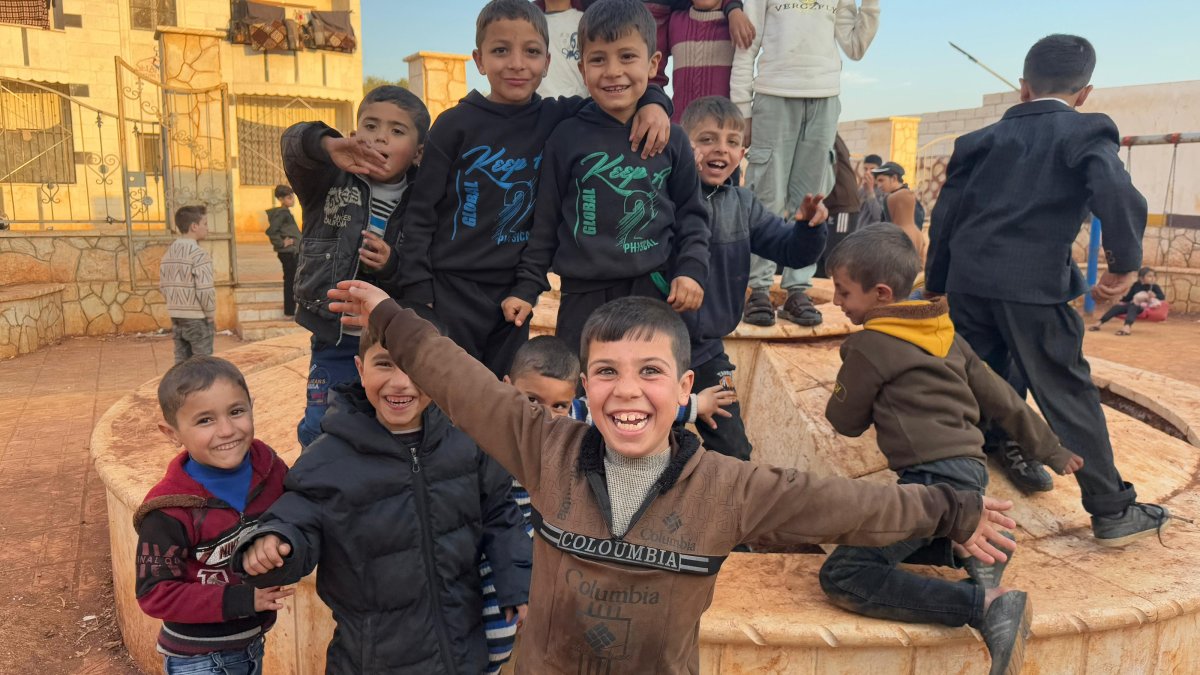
[863,299,955,357]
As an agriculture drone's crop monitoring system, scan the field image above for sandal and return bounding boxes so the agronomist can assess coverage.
[779,291,823,327]
[743,290,776,326]
[1088,325,1101,332]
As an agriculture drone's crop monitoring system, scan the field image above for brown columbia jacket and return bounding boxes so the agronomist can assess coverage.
[370,301,984,675]
[826,299,1076,472]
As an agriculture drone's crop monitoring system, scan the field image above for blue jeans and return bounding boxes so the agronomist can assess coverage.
[819,458,989,629]
[163,637,263,675]
[297,334,360,447]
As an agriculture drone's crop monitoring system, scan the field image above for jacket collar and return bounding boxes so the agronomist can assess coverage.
[1002,99,1077,120]
[324,382,450,455]
[134,439,278,528]
[578,425,701,494]
[862,298,955,358]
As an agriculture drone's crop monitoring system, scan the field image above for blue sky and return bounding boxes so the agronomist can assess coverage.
[361,0,1200,121]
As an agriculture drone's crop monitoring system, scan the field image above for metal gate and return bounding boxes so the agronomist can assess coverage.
[116,56,236,289]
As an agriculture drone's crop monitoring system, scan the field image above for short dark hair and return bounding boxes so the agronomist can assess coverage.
[357,302,447,360]
[510,335,581,382]
[475,0,549,49]
[578,0,656,54]
[1139,266,1155,278]
[274,185,293,200]
[1023,34,1096,95]
[681,96,745,135]
[580,297,689,374]
[357,85,431,144]
[158,356,251,427]
[825,222,920,299]
[863,154,882,166]
[174,205,207,234]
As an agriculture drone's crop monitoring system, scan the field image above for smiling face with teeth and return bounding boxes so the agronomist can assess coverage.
[579,30,661,124]
[356,343,432,433]
[157,378,255,471]
[582,331,693,459]
[686,116,746,187]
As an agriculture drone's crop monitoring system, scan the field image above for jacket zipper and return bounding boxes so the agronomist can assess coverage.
[408,444,457,674]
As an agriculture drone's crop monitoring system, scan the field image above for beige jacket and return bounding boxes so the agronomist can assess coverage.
[370,300,983,675]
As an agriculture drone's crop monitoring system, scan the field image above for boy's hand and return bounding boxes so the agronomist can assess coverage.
[959,496,1017,565]
[283,236,295,247]
[504,604,529,633]
[359,231,391,270]
[253,586,295,612]
[328,280,391,329]
[630,105,670,160]
[501,296,534,327]
[322,136,388,179]
[667,276,704,312]
[696,384,736,430]
[795,193,828,226]
[241,535,291,576]
[728,7,756,50]
[743,118,752,148]
[1058,453,1084,475]
[1092,270,1138,303]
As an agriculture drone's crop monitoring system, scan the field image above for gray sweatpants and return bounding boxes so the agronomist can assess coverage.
[746,94,840,292]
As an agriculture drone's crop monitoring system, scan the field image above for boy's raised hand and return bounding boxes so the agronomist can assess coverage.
[667,276,704,312]
[501,296,533,328]
[322,135,388,179]
[504,604,528,633]
[241,534,292,576]
[1091,270,1138,303]
[795,193,828,226]
[327,280,391,329]
[359,231,391,270]
[959,496,1018,564]
[253,586,295,612]
[630,104,671,160]
[696,384,735,430]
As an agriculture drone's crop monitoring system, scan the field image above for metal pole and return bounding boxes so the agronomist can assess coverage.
[1085,216,1101,314]
[1121,132,1200,146]
[948,42,1020,92]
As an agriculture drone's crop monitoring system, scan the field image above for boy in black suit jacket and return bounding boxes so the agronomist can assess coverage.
[925,34,1169,547]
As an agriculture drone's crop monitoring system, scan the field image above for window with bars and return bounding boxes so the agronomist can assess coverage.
[236,95,349,186]
[0,81,75,184]
[139,132,163,176]
[130,0,177,31]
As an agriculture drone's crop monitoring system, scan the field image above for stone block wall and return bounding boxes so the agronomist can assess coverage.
[405,52,470,122]
[0,284,65,359]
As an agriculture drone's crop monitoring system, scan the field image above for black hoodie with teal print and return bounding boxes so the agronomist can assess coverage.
[399,89,672,305]
[510,102,710,302]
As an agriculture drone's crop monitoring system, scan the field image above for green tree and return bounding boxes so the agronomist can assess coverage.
[364,75,410,95]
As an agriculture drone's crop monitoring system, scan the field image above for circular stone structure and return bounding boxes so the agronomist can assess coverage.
[93,288,1200,674]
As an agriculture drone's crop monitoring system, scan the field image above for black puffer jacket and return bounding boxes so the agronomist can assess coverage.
[234,384,532,674]
[282,121,416,345]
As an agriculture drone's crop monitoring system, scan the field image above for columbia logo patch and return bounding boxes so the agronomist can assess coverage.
[833,381,847,402]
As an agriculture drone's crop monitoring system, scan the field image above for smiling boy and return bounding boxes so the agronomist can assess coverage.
[329,279,1020,674]
[513,0,711,358]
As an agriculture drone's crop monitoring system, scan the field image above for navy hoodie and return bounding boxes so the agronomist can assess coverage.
[511,102,710,302]
[684,181,827,367]
[399,89,671,304]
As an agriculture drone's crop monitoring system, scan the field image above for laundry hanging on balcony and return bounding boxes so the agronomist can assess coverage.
[304,10,356,53]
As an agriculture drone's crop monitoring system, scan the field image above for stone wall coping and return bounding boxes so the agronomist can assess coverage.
[404,51,471,63]
[0,282,65,302]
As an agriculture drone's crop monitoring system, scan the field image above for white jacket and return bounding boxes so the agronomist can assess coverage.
[731,0,879,115]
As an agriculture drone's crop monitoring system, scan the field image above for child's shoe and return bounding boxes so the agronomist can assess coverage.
[1092,502,1170,547]
[743,290,776,327]
[981,590,1032,675]
[988,441,1054,493]
[961,531,1015,589]
[779,291,822,327]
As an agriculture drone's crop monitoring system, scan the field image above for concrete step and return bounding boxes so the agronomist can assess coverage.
[234,283,285,304]
[238,318,306,342]
[237,301,289,323]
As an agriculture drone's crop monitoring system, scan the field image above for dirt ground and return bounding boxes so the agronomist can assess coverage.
[0,313,1196,674]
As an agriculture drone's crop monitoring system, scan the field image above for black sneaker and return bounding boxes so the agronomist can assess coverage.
[962,531,1016,590]
[1092,503,1171,547]
[989,441,1054,493]
[981,590,1032,675]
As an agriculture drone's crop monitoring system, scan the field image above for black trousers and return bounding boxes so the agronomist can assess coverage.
[692,352,752,461]
[555,276,664,358]
[1099,302,1141,327]
[433,272,530,378]
[948,292,1136,516]
[277,251,297,316]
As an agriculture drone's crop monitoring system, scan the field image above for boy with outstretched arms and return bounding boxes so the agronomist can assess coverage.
[511,0,711,357]
[398,0,672,377]
[822,223,1084,675]
[328,278,1018,674]
[135,357,291,673]
[681,95,829,460]
[287,85,429,446]
[235,313,531,674]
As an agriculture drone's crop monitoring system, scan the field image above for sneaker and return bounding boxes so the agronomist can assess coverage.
[1092,503,1171,547]
[743,290,776,327]
[962,531,1016,590]
[989,441,1054,493]
[779,291,823,327]
[981,590,1032,675]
